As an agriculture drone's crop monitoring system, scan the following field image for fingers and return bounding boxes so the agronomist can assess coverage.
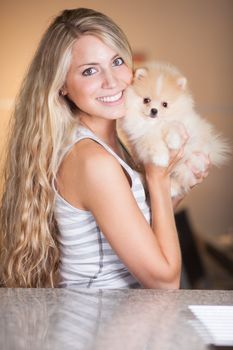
[167,145,185,172]
[167,127,189,170]
[192,152,212,172]
[180,128,189,146]
[188,153,212,189]
[171,121,190,145]
[193,168,209,180]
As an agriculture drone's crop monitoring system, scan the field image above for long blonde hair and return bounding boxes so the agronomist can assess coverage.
[0,8,133,287]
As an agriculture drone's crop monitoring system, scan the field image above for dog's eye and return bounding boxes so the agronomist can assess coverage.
[143,98,151,104]
[162,102,168,108]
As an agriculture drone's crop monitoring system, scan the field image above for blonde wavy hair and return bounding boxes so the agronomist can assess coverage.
[0,8,133,287]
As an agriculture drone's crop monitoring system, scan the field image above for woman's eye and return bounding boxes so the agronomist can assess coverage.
[113,57,124,66]
[162,101,168,108]
[82,67,97,76]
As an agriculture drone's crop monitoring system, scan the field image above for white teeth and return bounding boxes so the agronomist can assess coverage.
[97,91,122,103]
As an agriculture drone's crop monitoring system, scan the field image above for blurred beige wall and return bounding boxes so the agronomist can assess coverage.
[0,0,232,235]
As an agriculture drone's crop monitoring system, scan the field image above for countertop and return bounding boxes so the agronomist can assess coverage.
[0,288,233,350]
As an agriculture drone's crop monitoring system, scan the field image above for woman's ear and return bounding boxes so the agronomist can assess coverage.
[60,84,68,96]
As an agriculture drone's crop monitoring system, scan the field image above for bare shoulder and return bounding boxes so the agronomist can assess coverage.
[74,138,116,163]
[72,138,124,179]
[57,138,128,210]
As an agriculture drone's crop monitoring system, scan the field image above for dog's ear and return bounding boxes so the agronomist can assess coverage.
[134,67,148,80]
[177,77,187,90]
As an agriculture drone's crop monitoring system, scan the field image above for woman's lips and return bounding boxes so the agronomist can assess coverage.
[97,91,123,104]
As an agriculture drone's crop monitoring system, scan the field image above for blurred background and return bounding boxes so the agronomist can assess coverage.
[0,0,232,288]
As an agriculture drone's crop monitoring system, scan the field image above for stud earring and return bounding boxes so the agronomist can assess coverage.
[59,89,65,96]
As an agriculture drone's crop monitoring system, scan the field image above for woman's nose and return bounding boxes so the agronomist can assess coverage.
[101,70,117,89]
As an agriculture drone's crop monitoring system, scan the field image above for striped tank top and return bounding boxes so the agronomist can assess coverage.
[54,126,151,288]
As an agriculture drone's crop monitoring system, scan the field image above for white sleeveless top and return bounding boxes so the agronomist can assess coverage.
[54,126,151,288]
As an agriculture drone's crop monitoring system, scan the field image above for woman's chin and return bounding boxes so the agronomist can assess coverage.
[100,105,126,120]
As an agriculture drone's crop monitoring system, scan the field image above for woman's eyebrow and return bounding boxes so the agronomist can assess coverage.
[77,54,119,68]
[77,62,98,68]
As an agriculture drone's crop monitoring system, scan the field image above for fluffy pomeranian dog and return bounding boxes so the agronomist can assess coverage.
[119,62,230,197]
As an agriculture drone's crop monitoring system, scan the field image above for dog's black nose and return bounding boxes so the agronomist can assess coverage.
[150,108,158,117]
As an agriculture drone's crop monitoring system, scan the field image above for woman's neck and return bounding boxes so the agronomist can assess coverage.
[78,113,136,168]
[79,114,118,148]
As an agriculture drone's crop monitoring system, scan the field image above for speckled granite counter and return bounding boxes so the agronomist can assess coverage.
[0,289,232,350]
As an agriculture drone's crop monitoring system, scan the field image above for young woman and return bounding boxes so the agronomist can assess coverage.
[0,8,210,288]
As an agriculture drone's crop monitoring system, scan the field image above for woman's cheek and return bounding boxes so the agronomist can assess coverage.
[124,68,133,85]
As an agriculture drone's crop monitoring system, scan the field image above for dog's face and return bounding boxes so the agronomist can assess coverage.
[129,64,190,122]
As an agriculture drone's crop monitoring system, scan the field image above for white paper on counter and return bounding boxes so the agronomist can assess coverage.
[188,305,233,346]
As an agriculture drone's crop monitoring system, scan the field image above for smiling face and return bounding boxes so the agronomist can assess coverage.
[63,35,133,122]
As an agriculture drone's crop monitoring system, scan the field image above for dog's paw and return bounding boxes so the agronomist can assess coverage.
[165,132,182,150]
[152,153,169,167]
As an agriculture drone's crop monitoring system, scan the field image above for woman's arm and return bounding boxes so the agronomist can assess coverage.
[58,139,186,289]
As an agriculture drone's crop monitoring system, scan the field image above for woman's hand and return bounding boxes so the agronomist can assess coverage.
[172,152,212,209]
[144,126,189,183]
[186,152,211,188]
[144,146,185,181]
